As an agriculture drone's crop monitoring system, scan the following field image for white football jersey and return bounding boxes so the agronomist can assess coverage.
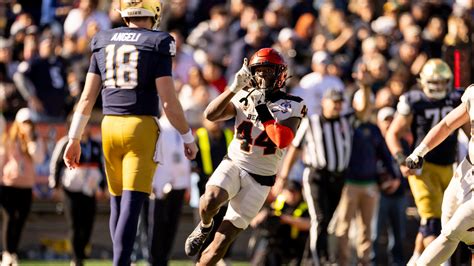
[228,89,306,176]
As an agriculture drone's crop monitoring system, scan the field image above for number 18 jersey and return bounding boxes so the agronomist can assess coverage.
[88,27,176,116]
[228,90,306,176]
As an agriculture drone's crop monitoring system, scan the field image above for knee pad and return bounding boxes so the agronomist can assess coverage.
[419,218,442,237]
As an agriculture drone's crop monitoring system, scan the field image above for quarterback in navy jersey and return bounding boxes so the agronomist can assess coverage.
[63,1,198,265]
[386,59,470,264]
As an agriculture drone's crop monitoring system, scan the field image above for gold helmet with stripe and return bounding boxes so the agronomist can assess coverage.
[419,59,453,100]
[119,0,162,29]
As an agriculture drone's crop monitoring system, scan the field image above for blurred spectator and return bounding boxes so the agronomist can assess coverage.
[160,0,196,38]
[171,30,198,87]
[226,20,271,82]
[444,15,470,46]
[0,38,17,81]
[250,180,310,265]
[374,87,396,110]
[108,0,127,28]
[1,108,45,266]
[295,51,345,116]
[63,0,111,39]
[272,28,303,80]
[202,59,227,93]
[48,126,106,266]
[40,0,74,26]
[422,16,445,58]
[293,13,316,48]
[186,5,231,68]
[149,113,192,266]
[13,34,72,122]
[179,66,219,129]
[263,2,290,43]
[228,3,259,44]
[323,9,355,78]
[373,107,407,266]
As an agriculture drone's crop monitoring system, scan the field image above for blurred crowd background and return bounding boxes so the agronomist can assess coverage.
[0,0,472,265]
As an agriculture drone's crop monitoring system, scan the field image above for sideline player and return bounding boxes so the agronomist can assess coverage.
[63,1,198,265]
[184,48,306,265]
[406,84,474,265]
[386,59,464,263]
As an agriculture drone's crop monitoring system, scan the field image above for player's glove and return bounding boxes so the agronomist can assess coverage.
[405,154,424,169]
[229,58,252,93]
[255,104,274,124]
[405,143,429,169]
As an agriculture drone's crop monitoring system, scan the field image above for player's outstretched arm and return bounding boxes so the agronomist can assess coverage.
[64,73,102,169]
[407,103,469,169]
[156,76,198,160]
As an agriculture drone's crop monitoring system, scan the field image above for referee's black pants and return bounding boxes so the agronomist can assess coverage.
[302,168,345,263]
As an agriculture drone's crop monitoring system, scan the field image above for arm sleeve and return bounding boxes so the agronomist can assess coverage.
[88,53,101,74]
[154,54,172,78]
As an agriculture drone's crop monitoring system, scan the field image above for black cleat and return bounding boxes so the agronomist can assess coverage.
[184,221,214,256]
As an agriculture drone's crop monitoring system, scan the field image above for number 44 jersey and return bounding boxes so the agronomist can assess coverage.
[88,27,176,116]
[397,89,463,165]
[228,89,307,176]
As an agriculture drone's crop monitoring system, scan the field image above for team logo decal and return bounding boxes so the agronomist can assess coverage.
[271,100,291,113]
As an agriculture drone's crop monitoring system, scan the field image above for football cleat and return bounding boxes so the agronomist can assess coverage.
[184,221,214,257]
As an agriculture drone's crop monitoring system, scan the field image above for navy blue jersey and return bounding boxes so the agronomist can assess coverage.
[88,27,175,116]
[397,89,463,165]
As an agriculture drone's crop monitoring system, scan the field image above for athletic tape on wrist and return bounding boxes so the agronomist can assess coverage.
[181,129,194,144]
[413,143,429,158]
[68,113,90,140]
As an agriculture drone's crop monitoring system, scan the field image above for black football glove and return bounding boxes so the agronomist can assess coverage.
[405,154,424,169]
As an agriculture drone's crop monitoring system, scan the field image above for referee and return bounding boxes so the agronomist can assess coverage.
[278,87,358,264]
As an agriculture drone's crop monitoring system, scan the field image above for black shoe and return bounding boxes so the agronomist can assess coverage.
[184,221,214,256]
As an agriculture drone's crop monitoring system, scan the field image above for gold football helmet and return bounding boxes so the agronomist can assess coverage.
[119,0,162,29]
[419,59,453,100]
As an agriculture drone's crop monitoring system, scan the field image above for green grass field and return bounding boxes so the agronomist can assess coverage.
[21,260,250,266]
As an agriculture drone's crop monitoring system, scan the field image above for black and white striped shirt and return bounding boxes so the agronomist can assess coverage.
[292,113,353,172]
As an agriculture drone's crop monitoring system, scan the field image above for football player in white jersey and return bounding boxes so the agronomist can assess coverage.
[406,84,474,265]
[184,48,307,265]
